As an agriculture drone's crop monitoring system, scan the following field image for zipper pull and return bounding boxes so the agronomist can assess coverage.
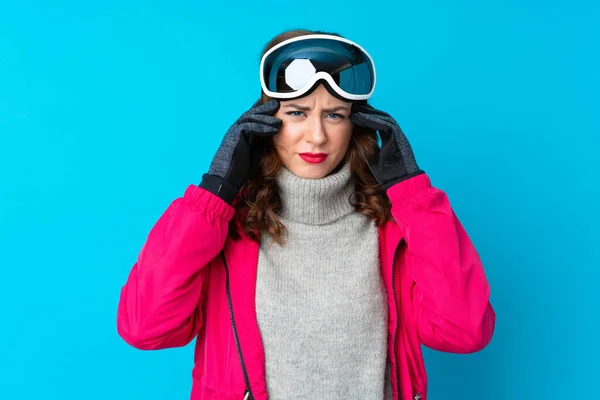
[414,394,422,400]
[243,390,250,400]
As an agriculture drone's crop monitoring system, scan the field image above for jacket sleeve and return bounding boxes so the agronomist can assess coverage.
[387,174,496,354]
[117,185,235,350]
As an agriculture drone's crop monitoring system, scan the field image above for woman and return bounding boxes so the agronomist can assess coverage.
[117,29,495,400]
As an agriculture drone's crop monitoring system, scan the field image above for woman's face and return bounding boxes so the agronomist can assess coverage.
[272,84,353,179]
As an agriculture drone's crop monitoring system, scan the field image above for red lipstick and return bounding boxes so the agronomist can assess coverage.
[298,153,328,164]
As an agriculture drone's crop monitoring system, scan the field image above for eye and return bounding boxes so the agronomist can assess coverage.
[326,113,346,120]
[285,111,305,117]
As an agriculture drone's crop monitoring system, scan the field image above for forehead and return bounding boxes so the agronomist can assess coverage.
[281,84,351,107]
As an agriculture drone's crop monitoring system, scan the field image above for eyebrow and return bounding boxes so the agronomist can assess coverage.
[283,103,350,113]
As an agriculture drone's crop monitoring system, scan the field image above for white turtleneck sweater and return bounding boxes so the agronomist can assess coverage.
[255,161,393,399]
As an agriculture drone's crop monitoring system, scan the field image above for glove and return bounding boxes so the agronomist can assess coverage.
[350,103,424,190]
[199,99,282,204]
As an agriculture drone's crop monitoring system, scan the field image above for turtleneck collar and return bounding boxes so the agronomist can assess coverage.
[275,161,356,225]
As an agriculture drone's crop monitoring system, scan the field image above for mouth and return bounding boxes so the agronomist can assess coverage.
[298,153,328,164]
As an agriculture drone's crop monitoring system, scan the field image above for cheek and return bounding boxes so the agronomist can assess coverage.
[272,125,294,157]
[332,124,353,151]
[272,121,303,150]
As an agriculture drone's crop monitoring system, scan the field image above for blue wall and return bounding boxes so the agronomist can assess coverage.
[1,1,598,398]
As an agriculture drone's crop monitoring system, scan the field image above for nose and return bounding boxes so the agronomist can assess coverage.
[304,115,328,146]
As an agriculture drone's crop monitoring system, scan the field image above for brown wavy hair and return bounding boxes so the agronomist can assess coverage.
[229,29,392,245]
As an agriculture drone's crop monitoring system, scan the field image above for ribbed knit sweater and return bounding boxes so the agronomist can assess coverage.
[255,161,392,399]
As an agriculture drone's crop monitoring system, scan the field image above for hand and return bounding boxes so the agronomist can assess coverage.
[350,103,424,189]
[199,99,282,204]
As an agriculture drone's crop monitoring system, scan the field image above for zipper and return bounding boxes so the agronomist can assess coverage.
[221,252,255,400]
[393,238,423,400]
[391,238,404,400]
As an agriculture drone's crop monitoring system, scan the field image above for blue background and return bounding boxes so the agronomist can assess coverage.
[1,1,598,399]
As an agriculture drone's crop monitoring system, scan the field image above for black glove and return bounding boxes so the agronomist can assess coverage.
[350,103,424,189]
[199,99,282,204]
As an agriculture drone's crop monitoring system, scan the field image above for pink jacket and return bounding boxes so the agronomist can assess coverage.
[117,173,495,400]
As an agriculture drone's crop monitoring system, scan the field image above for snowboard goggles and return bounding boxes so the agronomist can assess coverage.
[260,34,376,101]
